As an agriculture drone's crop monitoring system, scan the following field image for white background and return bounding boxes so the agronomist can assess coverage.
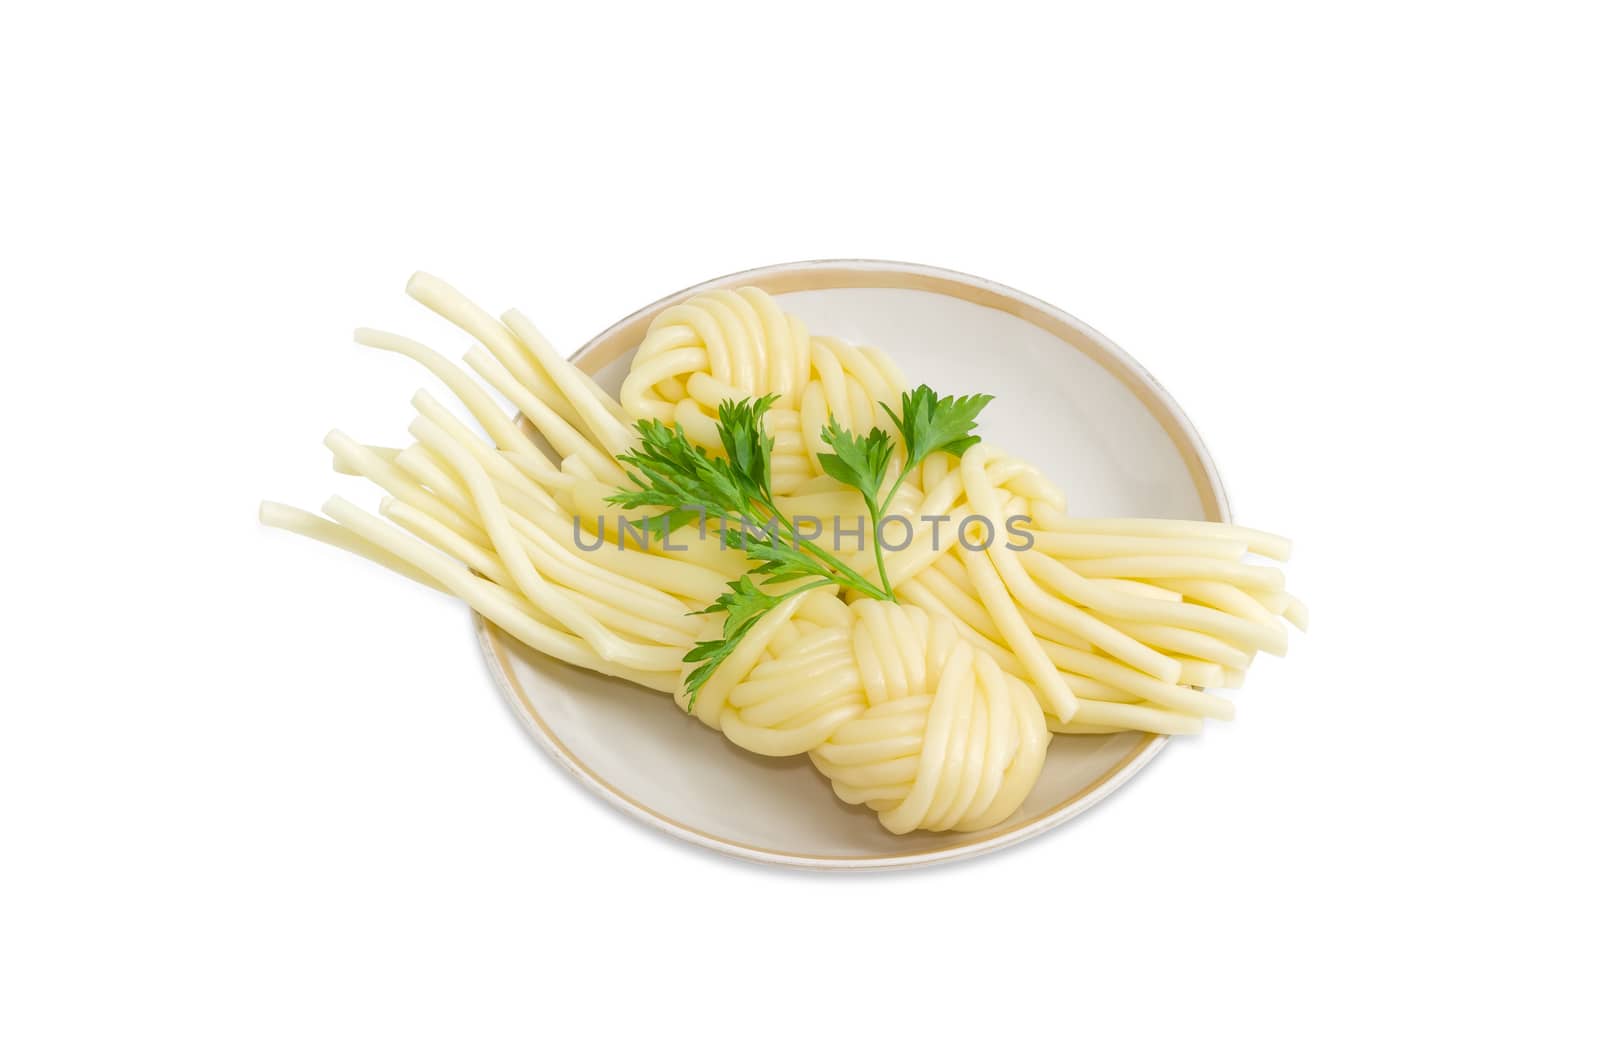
[3,3,1596,1053]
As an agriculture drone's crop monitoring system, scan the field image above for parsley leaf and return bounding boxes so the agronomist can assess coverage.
[817,420,895,506]
[817,417,898,599]
[713,394,779,505]
[682,575,787,705]
[883,385,995,468]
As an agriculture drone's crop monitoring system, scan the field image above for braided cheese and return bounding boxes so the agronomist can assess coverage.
[263,275,1304,835]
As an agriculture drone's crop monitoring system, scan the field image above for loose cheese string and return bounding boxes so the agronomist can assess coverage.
[262,275,1305,834]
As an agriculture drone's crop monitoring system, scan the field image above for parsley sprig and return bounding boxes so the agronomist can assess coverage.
[679,575,807,702]
[817,419,898,600]
[816,385,995,601]
[608,385,992,705]
[610,394,888,601]
[609,396,889,703]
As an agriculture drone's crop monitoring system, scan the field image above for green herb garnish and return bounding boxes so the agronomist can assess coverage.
[609,397,889,704]
[609,385,992,705]
[610,395,888,599]
[817,418,898,599]
[882,385,995,493]
[815,385,995,599]
[680,575,793,702]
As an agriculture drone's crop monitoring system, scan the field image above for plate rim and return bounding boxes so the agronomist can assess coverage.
[475,258,1232,871]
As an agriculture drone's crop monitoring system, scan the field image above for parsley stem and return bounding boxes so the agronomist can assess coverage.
[793,536,890,600]
[880,465,915,513]
[737,496,890,602]
[867,461,925,601]
[751,498,888,601]
[862,500,897,602]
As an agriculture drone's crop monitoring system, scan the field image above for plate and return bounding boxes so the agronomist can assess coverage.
[476,259,1230,869]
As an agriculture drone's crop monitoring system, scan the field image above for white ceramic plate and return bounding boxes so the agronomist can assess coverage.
[477,260,1230,870]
